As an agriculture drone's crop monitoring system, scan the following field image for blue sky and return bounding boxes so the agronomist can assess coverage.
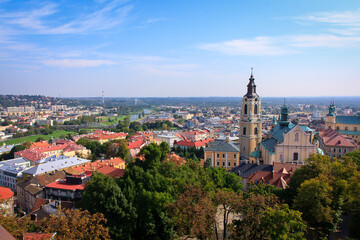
[0,0,359,97]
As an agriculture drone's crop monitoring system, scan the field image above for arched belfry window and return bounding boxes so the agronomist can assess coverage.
[244,104,248,114]
[254,127,258,135]
[254,104,258,114]
[295,133,299,142]
[243,127,246,135]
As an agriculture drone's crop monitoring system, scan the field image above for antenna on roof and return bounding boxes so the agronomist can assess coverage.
[251,67,253,76]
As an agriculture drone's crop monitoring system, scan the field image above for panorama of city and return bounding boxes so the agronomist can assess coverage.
[0,1,360,240]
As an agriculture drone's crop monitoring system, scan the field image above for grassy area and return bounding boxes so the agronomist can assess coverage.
[97,116,126,126]
[2,130,78,145]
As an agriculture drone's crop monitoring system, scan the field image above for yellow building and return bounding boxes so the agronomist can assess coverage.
[204,138,240,170]
[239,69,262,159]
[250,104,320,165]
[325,103,360,142]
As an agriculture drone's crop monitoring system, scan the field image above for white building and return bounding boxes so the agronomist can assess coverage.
[0,157,31,191]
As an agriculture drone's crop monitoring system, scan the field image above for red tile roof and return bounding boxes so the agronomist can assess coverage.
[45,181,85,191]
[181,130,207,136]
[319,128,356,147]
[71,158,125,175]
[30,141,51,149]
[0,186,14,200]
[248,171,293,189]
[85,131,127,141]
[96,166,125,178]
[15,141,87,162]
[272,162,302,173]
[15,149,47,162]
[23,233,55,240]
[127,140,147,150]
[174,140,205,148]
[174,138,214,148]
[31,198,47,212]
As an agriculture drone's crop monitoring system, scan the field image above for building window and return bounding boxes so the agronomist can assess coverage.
[345,127,349,131]
[244,104,248,114]
[234,162,236,166]
[254,127,258,135]
[217,154,219,158]
[295,133,299,142]
[234,154,236,158]
[280,154,283,161]
[228,162,231,166]
[254,104,258,114]
[336,126,340,131]
[217,161,219,166]
[243,127,246,135]
[338,148,341,153]
[344,149,347,153]
[293,152,299,161]
[355,127,358,131]
[222,162,225,166]
[223,154,225,158]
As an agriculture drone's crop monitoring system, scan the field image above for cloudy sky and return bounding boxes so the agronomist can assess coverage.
[0,0,359,97]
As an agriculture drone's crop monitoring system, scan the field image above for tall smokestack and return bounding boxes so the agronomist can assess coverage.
[102,90,104,106]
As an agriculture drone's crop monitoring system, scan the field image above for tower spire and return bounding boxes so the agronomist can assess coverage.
[244,68,259,98]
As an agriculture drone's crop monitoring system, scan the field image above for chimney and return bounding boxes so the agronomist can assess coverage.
[31,213,38,222]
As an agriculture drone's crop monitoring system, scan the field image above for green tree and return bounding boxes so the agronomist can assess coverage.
[345,150,360,170]
[35,137,45,142]
[260,204,306,240]
[294,178,335,239]
[166,185,216,240]
[213,189,242,239]
[78,173,133,239]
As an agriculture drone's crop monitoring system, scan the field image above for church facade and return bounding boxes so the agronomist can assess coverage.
[249,104,320,165]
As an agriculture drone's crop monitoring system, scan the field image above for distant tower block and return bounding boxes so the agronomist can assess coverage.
[135,98,138,106]
[102,90,105,106]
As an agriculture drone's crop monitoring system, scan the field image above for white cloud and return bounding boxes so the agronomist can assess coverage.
[199,34,360,56]
[294,9,360,36]
[296,9,360,27]
[288,34,360,48]
[198,37,293,56]
[43,59,116,68]
[146,18,167,24]
[0,0,133,34]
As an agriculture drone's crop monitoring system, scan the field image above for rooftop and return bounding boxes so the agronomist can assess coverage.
[336,115,360,125]
[23,157,90,176]
[0,186,14,200]
[205,139,239,152]
[45,181,85,191]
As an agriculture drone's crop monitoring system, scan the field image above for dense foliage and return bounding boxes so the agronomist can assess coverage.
[0,207,110,240]
[78,143,309,240]
[76,138,130,161]
[283,152,360,239]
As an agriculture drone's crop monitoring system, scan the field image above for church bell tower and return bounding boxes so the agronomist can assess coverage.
[239,68,262,159]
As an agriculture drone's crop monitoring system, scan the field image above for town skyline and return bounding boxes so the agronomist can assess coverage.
[1,0,360,97]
